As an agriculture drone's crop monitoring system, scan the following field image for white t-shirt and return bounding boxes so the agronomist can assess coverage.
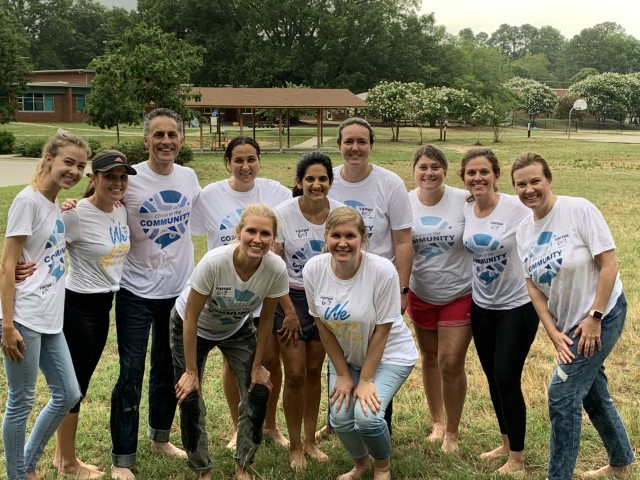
[303,252,418,369]
[174,244,288,341]
[63,199,130,293]
[463,193,530,310]
[329,164,412,262]
[5,187,66,333]
[516,196,622,334]
[120,161,201,299]
[191,177,291,251]
[409,186,472,304]
[274,197,344,289]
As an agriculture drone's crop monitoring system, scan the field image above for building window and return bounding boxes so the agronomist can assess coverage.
[76,95,86,112]
[20,93,55,112]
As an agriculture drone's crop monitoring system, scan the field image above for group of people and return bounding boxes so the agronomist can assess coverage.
[0,111,634,480]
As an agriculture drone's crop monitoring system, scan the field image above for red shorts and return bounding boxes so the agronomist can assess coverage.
[407,291,472,331]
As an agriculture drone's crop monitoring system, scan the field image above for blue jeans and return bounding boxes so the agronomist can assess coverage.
[110,288,179,467]
[328,361,413,460]
[547,293,635,480]
[169,310,269,471]
[2,323,81,480]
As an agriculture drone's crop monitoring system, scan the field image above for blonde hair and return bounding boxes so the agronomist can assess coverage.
[235,203,278,238]
[323,206,368,251]
[31,129,91,188]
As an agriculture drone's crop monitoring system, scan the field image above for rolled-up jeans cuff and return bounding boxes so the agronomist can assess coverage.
[147,425,171,442]
[111,451,137,468]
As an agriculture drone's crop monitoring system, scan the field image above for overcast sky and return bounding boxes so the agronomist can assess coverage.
[96,0,640,40]
[419,0,640,39]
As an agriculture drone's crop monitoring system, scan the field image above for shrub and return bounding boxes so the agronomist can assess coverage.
[108,141,193,165]
[15,139,46,157]
[0,130,16,154]
[86,138,102,157]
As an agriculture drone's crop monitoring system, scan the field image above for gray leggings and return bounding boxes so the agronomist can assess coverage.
[169,309,269,472]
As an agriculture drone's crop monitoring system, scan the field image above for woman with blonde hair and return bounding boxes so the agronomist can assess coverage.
[1,130,88,480]
[303,206,417,480]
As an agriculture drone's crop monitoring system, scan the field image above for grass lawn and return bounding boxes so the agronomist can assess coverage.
[0,125,639,479]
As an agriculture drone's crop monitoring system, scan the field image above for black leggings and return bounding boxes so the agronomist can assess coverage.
[63,289,114,413]
[471,301,538,452]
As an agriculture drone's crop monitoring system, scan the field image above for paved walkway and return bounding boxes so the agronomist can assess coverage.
[0,155,39,187]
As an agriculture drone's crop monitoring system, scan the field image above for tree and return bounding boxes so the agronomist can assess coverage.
[0,7,31,123]
[510,53,553,82]
[85,24,204,141]
[506,77,557,121]
[569,72,634,123]
[472,89,517,143]
[366,81,422,142]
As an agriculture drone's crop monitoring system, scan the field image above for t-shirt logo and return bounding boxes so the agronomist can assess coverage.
[525,231,562,286]
[139,190,190,249]
[208,288,258,325]
[344,200,373,237]
[465,234,507,285]
[44,219,66,281]
[415,216,455,260]
[219,208,244,244]
[292,240,324,274]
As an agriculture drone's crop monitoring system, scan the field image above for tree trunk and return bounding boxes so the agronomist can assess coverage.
[116,123,120,143]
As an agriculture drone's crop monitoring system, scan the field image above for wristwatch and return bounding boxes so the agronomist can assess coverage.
[589,309,604,320]
[400,287,410,295]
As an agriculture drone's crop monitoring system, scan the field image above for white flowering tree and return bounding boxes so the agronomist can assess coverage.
[366,81,423,141]
[506,77,556,121]
[415,87,476,141]
[569,72,634,123]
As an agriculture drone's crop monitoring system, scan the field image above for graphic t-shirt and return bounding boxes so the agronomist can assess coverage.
[303,252,418,369]
[191,177,291,250]
[516,196,622,334]
[174,244,288,341]
[5,187,66,333]
[120,161,201,298]
[63,199,130,293]
[409,186,472,304]
[463,194,530,310]
[329,164,412,262]
[274,197,344,289]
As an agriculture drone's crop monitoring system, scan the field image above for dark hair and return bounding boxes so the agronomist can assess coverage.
[292,152,334,197]
[337,118,374,146]
[143,108,183,137]
[459,147,501,201]
[412,144,448,173]
[511,152,552,185]
[224,136,261,170]
[83,149,128,198]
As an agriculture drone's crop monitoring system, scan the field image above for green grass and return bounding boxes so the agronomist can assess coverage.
[1,125,639,479]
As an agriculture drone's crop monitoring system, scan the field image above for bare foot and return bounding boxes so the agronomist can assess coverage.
[480,445,509,460]
[315,424,334,440]
[263,426,289,448]
[289,448,307,470]
[304,443,329,462]
[583,464,632,478]
[57,463,104,479]
[227,430,238,451]
[26,472,40,480]
[150,440,187,458]
[373,469,391,480]
[427,422,445,442]
[110,466,135,480]
[337,459,370,480]
[54,457,101,471]
[441,432,459,453]
[234,464,251,480]
[497,459,525,478]
[198,471,212,480]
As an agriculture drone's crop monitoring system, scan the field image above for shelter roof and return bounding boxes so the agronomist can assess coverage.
[187,87,368,109]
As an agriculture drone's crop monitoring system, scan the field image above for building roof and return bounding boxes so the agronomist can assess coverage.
[187,87,368,109]
[28,81,91,88]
